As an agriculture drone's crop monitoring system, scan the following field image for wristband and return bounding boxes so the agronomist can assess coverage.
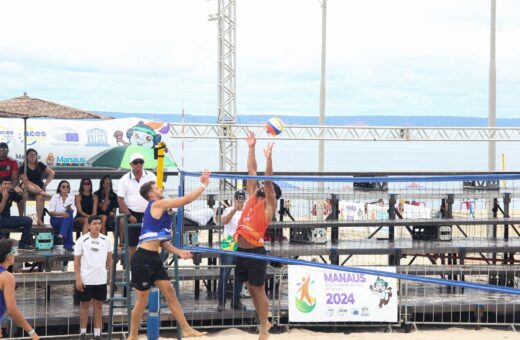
[28,329,35,335]
[199,183,207,190]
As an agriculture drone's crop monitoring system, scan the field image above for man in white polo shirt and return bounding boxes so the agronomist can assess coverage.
[117,153,157,261]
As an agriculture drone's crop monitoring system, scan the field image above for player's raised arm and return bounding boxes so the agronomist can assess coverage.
[154,170,210,212]
[263,142,276,220]
[246,131,258,197]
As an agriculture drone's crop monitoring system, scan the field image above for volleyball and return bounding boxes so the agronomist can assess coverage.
[266,118,284,136]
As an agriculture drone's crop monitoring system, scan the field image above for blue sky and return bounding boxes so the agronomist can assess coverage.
[0,0,519,118]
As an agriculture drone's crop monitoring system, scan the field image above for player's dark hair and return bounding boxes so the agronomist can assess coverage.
[0,239,14,263]
[88,215,102,224]
[140,181,156,200]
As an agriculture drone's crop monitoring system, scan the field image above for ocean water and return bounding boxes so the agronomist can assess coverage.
[19,138,520,220]
[169,139,520,173]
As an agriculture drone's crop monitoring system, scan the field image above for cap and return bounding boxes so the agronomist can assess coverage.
[234,189,246,201]
[0,142,8,149]
[129,153,145,163]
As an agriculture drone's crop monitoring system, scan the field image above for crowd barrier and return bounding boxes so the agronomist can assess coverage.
[1,263,519,338]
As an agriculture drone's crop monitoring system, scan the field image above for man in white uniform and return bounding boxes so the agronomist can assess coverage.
[74,215,113,340]
[117,153,156,261]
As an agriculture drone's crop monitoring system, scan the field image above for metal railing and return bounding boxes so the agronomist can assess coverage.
[2,263,519,338]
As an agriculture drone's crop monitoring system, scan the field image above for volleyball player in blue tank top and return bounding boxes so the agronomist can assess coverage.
[0,240,39,339]
[128,170,210,340]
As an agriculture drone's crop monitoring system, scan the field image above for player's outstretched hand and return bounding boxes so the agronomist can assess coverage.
[246,130,256,148]
[264,142,274,159]
[200,169,211,187]
[177,250,193,260]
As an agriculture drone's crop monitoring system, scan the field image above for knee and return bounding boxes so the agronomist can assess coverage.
[80,301,91,309]
[162,286,177,302]
[248,284,263,295]
[134,296,149,309]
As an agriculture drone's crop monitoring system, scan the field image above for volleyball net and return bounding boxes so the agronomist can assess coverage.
[175,171,520,325]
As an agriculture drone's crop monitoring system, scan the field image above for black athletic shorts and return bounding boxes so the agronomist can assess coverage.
[235,247,267,286]
[130,247,170,291]
[127,210,144,247]
[77,284,107,302]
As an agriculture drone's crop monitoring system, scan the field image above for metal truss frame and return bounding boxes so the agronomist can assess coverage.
[168,123,520,142]
[216,0,237,191]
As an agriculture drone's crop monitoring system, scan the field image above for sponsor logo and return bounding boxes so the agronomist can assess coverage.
[337,308,348,317]
[17,128,46,145]
[351,308,359,316]
[325,307,334,317]
[51,127,79,144]
[85,128,110,147]
[361,307,369,316]
[46,153,55,166]
[0,125,14,144]
[56,155,86,167]
[294,274,316,314]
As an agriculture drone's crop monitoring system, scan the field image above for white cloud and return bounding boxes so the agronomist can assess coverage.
[0,0,518,117]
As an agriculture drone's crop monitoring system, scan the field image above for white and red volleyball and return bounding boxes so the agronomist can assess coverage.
[266,118,284,136]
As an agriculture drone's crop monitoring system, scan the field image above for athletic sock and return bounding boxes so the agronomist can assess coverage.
[80,328,87,335]
[94,328,101,336]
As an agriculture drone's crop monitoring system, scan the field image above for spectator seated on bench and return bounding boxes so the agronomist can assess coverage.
[94,175,119,235]
[19,148,55,226]
[48,180,75,251]
[74,178,98,236]
[0,178,34,250]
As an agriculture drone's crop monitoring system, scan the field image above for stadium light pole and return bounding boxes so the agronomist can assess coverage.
[318,0,327,173]
[488,0,496,172]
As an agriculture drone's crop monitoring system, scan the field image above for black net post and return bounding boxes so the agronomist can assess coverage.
[446,194,454,218]
[388,194,397,265]
[388,194,397,240]
[503,193,511,240]
[330,194,339,242]
[329,194,339,265]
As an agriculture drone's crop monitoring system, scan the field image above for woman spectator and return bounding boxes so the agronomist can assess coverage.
[0,239,39,339]
[74,178,98,235]
[19,148,55,225]
[49,180,75,251]
[94,175,118,235]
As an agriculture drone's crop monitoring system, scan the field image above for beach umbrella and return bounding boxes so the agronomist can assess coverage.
[88,144,176,170]
[0,93,112,213]
[0,94,111,120]
[0,93,111,160]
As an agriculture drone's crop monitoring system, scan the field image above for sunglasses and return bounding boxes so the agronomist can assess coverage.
[83,182,92,186]
[132,160,144,165]
[0,148,8,151]
[8,248,16,256]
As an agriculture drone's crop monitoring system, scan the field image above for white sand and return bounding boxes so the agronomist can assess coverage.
[144,327,518,340]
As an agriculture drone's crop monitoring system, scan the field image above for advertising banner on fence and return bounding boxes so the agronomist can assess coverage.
[288,265,398,322]
[0,117,177,168]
